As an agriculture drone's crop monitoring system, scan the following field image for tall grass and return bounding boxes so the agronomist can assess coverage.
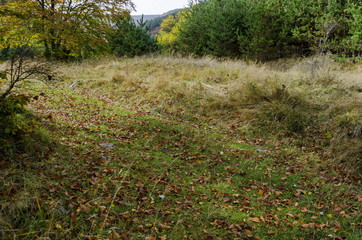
[59,55,362,176]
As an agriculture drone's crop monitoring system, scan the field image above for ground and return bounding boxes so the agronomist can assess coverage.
[1,56,361,239]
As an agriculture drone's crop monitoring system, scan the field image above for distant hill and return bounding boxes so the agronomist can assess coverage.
[132,15,162,25]
[132,8,184,35]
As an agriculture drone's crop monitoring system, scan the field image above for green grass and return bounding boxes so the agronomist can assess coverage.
[1,57,361,239]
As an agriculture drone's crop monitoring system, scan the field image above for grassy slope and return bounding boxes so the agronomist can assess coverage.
[1,56,361,239]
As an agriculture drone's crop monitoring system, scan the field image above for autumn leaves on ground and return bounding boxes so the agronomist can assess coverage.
[1,56,362,239]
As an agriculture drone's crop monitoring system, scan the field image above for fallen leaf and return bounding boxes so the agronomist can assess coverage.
[145,235,156,240]
[245,229,253,237]
[159,223,171,229]
[249,217,261,223]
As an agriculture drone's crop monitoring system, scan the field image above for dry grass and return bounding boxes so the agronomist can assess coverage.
[58,55,362,175]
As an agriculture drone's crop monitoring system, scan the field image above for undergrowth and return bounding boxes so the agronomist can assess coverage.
[0,94,52,161]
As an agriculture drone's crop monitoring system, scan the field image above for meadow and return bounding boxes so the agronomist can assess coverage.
[1,56,361,239]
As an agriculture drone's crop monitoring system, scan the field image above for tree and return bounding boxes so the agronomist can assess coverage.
[159,0,362,60]
[108,15,158,57]
[175,0,247,57]
[0,0,134,60]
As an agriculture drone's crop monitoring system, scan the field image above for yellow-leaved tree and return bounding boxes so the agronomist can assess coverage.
[157,10,189,50]
[0,0,134,60]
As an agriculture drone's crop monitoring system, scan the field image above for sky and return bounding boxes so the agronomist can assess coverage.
[131,0,190,15]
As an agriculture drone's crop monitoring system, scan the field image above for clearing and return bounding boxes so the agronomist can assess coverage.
[1,56,361,239]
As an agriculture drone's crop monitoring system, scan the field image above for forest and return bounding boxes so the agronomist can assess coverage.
[0,0,361,239]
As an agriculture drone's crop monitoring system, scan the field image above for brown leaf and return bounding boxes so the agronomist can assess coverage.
[159,223,171,229]
[80,205,91,213]
[111,232,121,239]
[145,236,156,240]
[334,221,341,228]
[120,212,131,219]
[98,222,105,229]
[245,229,253,237]
[301,207,308,213]
[249,217,261,223]
[301,223,310,228]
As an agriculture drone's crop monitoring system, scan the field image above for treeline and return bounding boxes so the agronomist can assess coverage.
[158,0,362,60]
[0,0,156,60]
[1,0,361,61]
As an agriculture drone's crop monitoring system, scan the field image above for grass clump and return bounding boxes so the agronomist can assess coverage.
[328,110,362,174]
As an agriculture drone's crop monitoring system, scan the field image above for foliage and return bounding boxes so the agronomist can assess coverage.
[159,0,362,60]
[0,0,134,60]
[0,94,31,136]
[342,2,362,56]
[108,16,158,57]
[0,94,41,160]
[157,10,190,50]
[168,0,247,57]
[145,9,182,32]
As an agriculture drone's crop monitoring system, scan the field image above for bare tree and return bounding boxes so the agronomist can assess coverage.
[0,48,54,101]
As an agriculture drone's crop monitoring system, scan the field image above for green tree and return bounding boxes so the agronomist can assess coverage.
[166,0,362,60]
[176,0,247,57]
[108,16,158,57]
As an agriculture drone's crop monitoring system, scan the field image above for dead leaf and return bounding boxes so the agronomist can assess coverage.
[159,223,171,229]
[245,229,253,237]
[249,217,261,223]
[145,236,156,240]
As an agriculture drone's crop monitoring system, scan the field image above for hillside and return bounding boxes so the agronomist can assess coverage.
[132,8,183,34]
[1,56,361,239]
[131,14,162,25]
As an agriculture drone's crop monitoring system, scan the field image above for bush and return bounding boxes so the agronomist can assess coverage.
[0,94,53,162]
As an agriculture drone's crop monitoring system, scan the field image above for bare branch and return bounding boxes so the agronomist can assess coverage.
[0,48,55,101]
